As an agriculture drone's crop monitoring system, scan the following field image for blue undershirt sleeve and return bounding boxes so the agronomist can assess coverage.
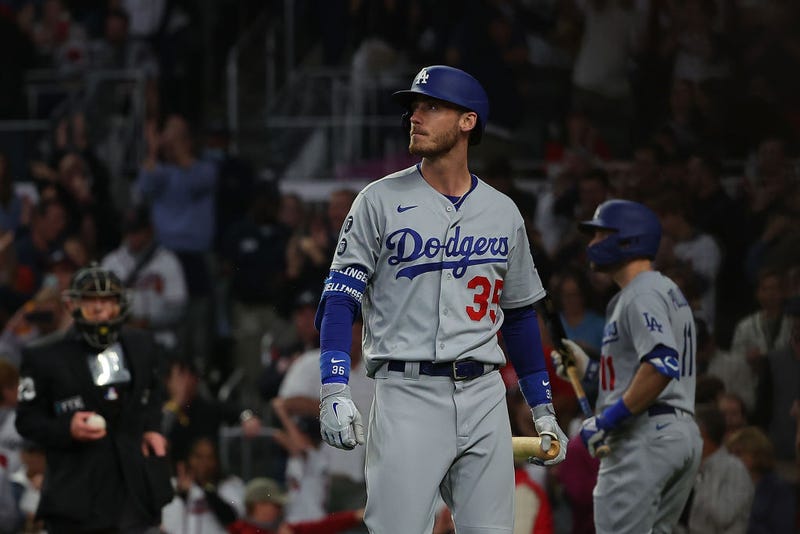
[500,305,552,407]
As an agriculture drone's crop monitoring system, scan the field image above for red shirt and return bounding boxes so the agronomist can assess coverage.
[228,510,361,534]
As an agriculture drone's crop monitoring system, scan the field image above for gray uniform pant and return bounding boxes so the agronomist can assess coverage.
[594,409,702,534]
[364,363,514,534]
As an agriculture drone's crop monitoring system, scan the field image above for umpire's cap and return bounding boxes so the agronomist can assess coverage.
[393,65,489,145]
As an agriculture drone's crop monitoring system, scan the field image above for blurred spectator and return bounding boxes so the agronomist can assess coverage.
[553,168,612,267]
[694,374,725,406]
[119,0,200,119]
[88,7,159,118]
[757,296,800,473]
[0,358,23,476]
[480,157,552,285]
[543,110,611,165]
[0,445,17,534]
[135,114,217,371]
[686,151,749,343]
[258,290,321,404]
[9,440,45,533]
[276,317,372,517]
[654,192,721,328]
[551,267,604,355]
[220,180,291,408]
[31,0,89,72]
[101,205,188,352]
[445,1,529,130]
[161,358,262,467]
[555,434,599,534]
[683,404,753,534]
[0,152,29,234]
[718,392,748,440]
[569,0,648,156]
[278,193,307,238]
[730,268,792,419]
[12,198,68,300]
[668,0,732,84]
[655,79,703,159]
[162,436,245,534]
[228,477,365,534]
[285,189,356,300]
[726,426,797,534]
[271,397,327,523]
[692,317,751,408]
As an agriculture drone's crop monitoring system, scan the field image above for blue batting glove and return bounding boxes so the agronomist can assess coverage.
[580,416,607,457]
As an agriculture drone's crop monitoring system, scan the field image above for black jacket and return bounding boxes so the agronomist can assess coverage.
[15,326,168,528]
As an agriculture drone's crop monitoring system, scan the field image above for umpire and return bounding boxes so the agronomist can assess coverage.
[15,264,172,533]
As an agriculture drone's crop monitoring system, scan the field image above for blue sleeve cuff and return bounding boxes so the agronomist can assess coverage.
[597,398,632,431]
[321,350,351,384]
[518,370,553,408]
[500,306,547,379]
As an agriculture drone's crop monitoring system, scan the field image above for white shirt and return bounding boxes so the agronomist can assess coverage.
[284,447,329,523]
[161,476,245,534]
[101,243,188,348]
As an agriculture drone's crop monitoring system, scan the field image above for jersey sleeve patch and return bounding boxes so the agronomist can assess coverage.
[643,345,680,380]
[322,266,368,303]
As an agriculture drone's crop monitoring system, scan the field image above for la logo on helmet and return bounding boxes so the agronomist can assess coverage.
[414,69,429,85]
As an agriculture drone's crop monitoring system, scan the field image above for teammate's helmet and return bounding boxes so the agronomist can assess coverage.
[392,65,489,145]
[66,264,129,349]
[579,199,661,267]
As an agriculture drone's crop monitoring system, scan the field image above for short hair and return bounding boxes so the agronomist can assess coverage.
[695,374,725,405]
[695,403,727,446]
[725,426,775,474]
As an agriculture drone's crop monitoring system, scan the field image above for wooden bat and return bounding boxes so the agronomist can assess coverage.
[536,295,610,458]
[512,435,560,462]
[537,295,593,418]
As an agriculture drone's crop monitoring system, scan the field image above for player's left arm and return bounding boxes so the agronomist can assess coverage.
[500,303,568,465]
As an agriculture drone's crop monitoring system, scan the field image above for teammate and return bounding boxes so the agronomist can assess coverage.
[15,264,171,532]
[315,65,568,533]
[552,199,702,534]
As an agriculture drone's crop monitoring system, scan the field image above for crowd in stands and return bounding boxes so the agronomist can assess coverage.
[0,0,798,533]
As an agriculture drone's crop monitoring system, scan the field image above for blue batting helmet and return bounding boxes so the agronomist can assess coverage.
[579,199,661,267]
[392,65,489,145]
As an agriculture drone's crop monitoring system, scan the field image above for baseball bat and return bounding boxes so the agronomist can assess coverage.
[512,435,560,462]
[537,296,593,418]
[537,296,610,458]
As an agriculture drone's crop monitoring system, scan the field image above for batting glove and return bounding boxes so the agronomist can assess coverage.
[550,338,590,381]
[579,416,608,457]
[320,383,365,450]
[531,403,568,466]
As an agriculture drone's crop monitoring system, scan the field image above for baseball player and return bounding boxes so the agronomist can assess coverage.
[552,199,702,534]
[315,65,568,533]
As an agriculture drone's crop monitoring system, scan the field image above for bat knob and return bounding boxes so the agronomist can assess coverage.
[538,431,560,460]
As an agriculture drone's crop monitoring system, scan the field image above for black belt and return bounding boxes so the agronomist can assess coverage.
[648,404,692,417]
[387,360,498,381]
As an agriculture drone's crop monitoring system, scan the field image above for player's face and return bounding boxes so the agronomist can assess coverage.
[76,295,121,322]
[407,98,467,157]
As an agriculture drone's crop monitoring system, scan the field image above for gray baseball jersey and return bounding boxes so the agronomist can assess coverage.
[331,164,546,375]
[597,270,696,414]
[329,164,545,533]
[593,270,702,534]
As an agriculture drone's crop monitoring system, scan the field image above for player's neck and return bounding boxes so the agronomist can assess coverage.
[613,259,653,288]
[420,157,472,197]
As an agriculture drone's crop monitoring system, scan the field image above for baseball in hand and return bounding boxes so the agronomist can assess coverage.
[85,413,107,430]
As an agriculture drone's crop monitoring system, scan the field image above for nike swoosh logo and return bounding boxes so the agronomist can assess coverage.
[397,205,418,213]
[331,358,345,363]
[542,380,550,386]
[332,402,339,418]
[656,423,671,431]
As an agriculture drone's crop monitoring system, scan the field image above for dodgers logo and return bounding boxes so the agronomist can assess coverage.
[385,225,508,279]
[414,68,429,85]
[602,321,619,345]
